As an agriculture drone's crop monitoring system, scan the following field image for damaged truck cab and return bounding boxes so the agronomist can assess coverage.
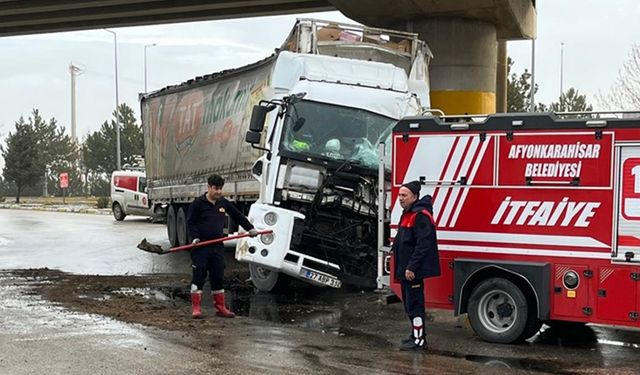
[236,20,431,291]
[239,81,413,290]
[141,19,430,292]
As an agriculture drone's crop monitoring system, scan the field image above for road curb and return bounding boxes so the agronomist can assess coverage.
[0,204,111,215]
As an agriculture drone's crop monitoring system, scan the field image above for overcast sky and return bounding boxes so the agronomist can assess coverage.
[0,1,639,147]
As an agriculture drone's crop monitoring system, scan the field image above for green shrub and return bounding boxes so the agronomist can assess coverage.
[0,196,5,203]
[96,196,110,209]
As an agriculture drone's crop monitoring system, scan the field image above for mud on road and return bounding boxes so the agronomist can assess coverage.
[7,266,638,375]
[11,265,371,335]
[6,266,517,375]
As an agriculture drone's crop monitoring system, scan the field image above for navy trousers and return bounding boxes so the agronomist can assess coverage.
[191,246,225,291]
[401,279,426,323]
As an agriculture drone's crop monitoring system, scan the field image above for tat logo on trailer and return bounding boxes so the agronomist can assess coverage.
[622,158,640,219]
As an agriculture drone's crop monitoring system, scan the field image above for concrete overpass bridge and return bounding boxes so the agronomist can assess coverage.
[0,0,536,114]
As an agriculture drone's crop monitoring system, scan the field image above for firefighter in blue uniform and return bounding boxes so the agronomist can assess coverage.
[393,180,441,350]
[187,174,258,319]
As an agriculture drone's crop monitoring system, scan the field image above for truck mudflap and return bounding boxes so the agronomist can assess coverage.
[235,203,343,288]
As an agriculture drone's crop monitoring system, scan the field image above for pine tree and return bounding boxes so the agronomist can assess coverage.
[507,57,537,112]
[549,88,594,113]
[83,103,144,175]
[1,117,42,202]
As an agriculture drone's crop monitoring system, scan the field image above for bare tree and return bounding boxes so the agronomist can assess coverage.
[598,43,640,110]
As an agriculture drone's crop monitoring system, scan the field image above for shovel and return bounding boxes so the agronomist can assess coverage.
[137,230,273,255]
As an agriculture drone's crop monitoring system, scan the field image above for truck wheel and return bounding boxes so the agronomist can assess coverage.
[468,278,529,344]
[249,263,288,292]
[112,202,126,221]
[177,207,188,246]
[166,205,177,248]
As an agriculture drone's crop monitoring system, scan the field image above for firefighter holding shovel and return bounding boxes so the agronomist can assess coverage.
[394,180,440,351]
[187,174,258,319]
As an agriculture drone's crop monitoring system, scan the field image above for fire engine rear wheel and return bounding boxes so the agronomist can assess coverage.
[166,205,177,248]
[176,207,189,246]
[468,278,529,344]
[249,263,289,292]
[112,202,126,221]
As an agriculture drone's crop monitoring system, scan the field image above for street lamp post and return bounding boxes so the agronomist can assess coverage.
[560,42,565,97]
[144,43,157,93]
[530,37,536,112]
[104,28,121,170]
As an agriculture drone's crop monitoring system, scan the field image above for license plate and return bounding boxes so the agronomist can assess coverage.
[303,269,342,288]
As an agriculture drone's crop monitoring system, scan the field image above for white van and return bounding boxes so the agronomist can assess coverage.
[110,170,153,221]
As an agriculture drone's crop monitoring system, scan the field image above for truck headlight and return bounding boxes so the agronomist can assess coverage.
[264,211,278,226]
[288,165,321,190]
[260,232,274,245]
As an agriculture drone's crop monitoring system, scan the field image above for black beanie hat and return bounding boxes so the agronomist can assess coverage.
[401,180,421,196]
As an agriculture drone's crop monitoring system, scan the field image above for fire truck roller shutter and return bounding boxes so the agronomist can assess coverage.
[454,259,550,344]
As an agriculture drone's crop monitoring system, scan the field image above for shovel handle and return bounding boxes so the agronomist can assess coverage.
[165,230,273,254]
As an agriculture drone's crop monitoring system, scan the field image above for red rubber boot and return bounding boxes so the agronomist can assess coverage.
[213,291,235,318]
[191,291,202,319]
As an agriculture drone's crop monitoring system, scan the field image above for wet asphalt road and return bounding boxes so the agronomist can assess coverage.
[0,273,216,375]
[0,208,190,274]
[2,209,640,374]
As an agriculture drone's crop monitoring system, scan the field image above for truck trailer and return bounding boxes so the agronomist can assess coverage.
[384,111,640,343]
[140,19,431,291]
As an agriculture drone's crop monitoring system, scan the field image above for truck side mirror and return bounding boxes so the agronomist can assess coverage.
[245,131,261,144]
[249,105,270,132]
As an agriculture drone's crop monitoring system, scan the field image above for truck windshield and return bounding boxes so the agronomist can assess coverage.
[281,100,394,169]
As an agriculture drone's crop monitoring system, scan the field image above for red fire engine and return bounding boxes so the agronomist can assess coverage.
[384,112,640,344]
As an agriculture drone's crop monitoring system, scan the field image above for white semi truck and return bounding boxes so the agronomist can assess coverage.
[140,19,431,291]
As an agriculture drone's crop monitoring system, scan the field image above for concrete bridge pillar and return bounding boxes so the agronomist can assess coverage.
[403,18,497,115]
[329,0,536,115]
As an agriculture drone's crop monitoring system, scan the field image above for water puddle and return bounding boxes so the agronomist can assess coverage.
[532,324,599,348]
[596,338,640,349]
[229,290,345,332]
[464,354,576,374]
[113,287,171,301]
[0,277,154,348]
[78,294,111,301]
